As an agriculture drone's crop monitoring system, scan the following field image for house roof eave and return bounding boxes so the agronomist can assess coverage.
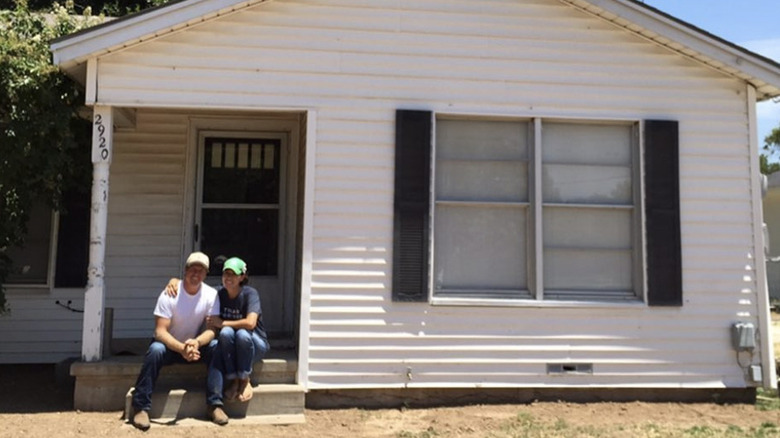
[50,0,780,99]
[51,0,269,75]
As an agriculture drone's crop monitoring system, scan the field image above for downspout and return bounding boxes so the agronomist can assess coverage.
[81,104,113,362]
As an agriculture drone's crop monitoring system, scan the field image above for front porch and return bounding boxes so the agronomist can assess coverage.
[61,106,313,425]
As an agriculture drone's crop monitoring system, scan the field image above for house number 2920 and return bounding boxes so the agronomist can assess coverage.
[94,114,109,160]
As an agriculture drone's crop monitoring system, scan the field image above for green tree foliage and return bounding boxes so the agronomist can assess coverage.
[0,0,168,18]
[767,124,780,152]
[761,154,780,175]
[763,124,780,175]
[0,0,100,312]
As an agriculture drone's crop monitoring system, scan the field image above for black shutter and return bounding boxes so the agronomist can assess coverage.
[644,120,682,306]
[54,188,90,288]
[392,110,432,302]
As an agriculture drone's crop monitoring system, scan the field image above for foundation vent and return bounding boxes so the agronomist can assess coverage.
[546,363,593,374]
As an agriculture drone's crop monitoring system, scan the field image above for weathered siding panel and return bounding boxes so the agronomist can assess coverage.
[88,0,759,388]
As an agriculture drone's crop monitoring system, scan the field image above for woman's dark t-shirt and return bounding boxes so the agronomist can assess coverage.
[217,285,268,341]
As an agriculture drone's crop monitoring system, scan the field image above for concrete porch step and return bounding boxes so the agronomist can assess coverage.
[71,348,298,412]
[124,383,305,425]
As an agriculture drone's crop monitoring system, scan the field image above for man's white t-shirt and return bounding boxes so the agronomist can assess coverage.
[153,282,220,342]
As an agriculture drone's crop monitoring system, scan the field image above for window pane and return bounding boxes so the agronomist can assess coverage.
[55,189,90,288]
[200,208,278,276]
[437,119,529,161]
[6,202,52,284]
[224,142,236,168]
[544,248,633,291]
[541,121,637,299]
[543,207,632,249]
[237,143,249,169]
[263,143,276,170]
[542,164,631,204]
[543,206,634,293]
[437,160,528,202]
[542,122,632,204]
[211,142,223,168]
[203,138,280,204]
[250,143,263,169]
[436,119,530,202]
[434,205,527,292]
[543,122,632,165]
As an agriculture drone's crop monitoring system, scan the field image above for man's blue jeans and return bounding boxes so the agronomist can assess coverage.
[131,339,223,412]
[215,327,270,380]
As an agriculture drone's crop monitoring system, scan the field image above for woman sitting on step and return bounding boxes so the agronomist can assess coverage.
[167,257,270,402]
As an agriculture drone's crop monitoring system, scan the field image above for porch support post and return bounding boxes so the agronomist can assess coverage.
[82,105,113,362]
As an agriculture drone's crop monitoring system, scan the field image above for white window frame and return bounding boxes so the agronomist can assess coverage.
[429,114,646,307]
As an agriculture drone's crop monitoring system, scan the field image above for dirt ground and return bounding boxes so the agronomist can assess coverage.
[0,399,779,438]
[0,313,777,438]
[0,364,778,438]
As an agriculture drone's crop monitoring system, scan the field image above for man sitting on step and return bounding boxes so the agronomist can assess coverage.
[130,251,229,430]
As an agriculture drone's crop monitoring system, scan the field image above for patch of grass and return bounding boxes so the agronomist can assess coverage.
[396,426,439,438]
[677,422,780,438]
[405,400,780,438]
[553,418,569,431]
[684,425,718,437]
[751,422,779,438]
[574,424,609,437]
[724,425,746,437]
[515,411,536,426]
[756,388,780,411]
[493,412,543,438]
[495,411,614,438]
[641,422,662,434]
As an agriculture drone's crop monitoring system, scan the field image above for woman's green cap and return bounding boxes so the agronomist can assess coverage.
[223,257,247,275]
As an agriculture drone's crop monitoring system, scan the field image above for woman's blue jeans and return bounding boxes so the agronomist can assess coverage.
[215,326,270,380]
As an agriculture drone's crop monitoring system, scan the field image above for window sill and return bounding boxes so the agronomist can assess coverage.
[430,296,647,309]
[5,284,53,295]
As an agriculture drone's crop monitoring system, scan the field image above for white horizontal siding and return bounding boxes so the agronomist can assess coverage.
[0,291,84,363]
[85,0,761,389]
[102,110,189,340]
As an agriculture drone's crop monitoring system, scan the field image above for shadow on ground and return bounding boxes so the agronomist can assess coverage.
[0,363,74,413]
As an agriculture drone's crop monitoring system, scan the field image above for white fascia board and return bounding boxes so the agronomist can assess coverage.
[563,0,780,99]
[51,0,268,69]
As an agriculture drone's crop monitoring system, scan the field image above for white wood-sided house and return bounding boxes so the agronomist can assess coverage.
[4,0,780,401]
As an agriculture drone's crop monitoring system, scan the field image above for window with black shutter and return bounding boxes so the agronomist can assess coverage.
[392,112,681,306]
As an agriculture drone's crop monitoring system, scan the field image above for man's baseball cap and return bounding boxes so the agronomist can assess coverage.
[185,251,210,270]
[223,257,247,275]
